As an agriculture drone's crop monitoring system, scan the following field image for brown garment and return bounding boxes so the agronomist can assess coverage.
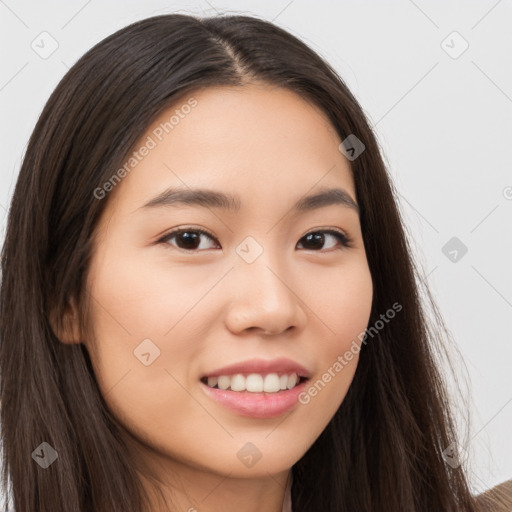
[474,480,512,512]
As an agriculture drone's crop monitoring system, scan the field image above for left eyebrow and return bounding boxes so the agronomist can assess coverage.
[139,186,359,215]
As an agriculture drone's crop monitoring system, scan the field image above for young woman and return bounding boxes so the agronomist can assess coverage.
[0,12,504,512]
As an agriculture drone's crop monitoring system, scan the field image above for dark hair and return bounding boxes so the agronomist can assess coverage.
[0,13,479,512]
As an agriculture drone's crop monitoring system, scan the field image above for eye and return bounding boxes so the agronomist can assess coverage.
[157,227,353,253]
[158,227,219,252]
[297,229,352,251]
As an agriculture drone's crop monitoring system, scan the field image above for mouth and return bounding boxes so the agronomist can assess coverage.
[199,372,310,419]
[198,358,312,417]
[200,372,309,393]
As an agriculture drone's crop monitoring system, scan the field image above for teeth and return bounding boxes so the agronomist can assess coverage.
[204,372,302,393]
[246,374,263,392]
[230,374,246,392]
[287,373,298,389]
[264,373,280,392]
[217,376,230,390]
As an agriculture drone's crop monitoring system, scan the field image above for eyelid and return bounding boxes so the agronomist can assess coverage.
[305,226,349,238]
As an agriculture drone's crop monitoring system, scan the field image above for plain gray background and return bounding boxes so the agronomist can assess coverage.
[0,0,511,504]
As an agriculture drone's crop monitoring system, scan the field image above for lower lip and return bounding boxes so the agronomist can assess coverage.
[200,379,308,419]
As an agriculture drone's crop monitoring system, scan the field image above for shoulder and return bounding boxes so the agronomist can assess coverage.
[474,479,512,512]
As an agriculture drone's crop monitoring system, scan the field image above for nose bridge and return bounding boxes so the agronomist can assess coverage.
[225,236,305,334]
[240,256,288,303]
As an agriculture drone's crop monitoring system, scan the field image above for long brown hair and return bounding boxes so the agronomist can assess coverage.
[0,13,479,511]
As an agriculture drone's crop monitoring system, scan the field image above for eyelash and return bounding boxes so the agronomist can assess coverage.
[156,226,353,253]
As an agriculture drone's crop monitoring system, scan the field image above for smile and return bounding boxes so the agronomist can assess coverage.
[200,372,306,393]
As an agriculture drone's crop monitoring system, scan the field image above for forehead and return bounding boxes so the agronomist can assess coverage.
[108,83,356,214]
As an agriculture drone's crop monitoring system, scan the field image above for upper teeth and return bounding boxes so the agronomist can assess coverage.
[206,373,300,393]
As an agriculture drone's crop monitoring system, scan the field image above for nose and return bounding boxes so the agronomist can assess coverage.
[223,249,308,337]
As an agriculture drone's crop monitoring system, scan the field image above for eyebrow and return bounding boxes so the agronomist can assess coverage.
[140,186,359,215]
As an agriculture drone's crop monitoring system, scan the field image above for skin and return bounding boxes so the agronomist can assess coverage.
[64,83,373,512]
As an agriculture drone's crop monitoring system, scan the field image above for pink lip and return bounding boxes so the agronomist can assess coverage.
[202,357,311,378]
[200,379,308,419]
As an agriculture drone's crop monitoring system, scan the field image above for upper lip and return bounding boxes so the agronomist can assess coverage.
[202,358,311,379]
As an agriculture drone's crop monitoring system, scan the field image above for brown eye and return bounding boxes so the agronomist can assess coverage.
[297,230,351,251]
[158,227,352,253]
[160,228,219,251]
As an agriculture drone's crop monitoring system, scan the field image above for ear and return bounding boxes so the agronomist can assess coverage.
[49,297,82,344]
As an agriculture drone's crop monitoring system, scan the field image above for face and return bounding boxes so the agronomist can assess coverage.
[83,83,373,483]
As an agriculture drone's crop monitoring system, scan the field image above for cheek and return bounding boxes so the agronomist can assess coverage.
[305,256,373,350]
[295,258,372,416]
[83,251,217,421]
[85,247,220,355]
